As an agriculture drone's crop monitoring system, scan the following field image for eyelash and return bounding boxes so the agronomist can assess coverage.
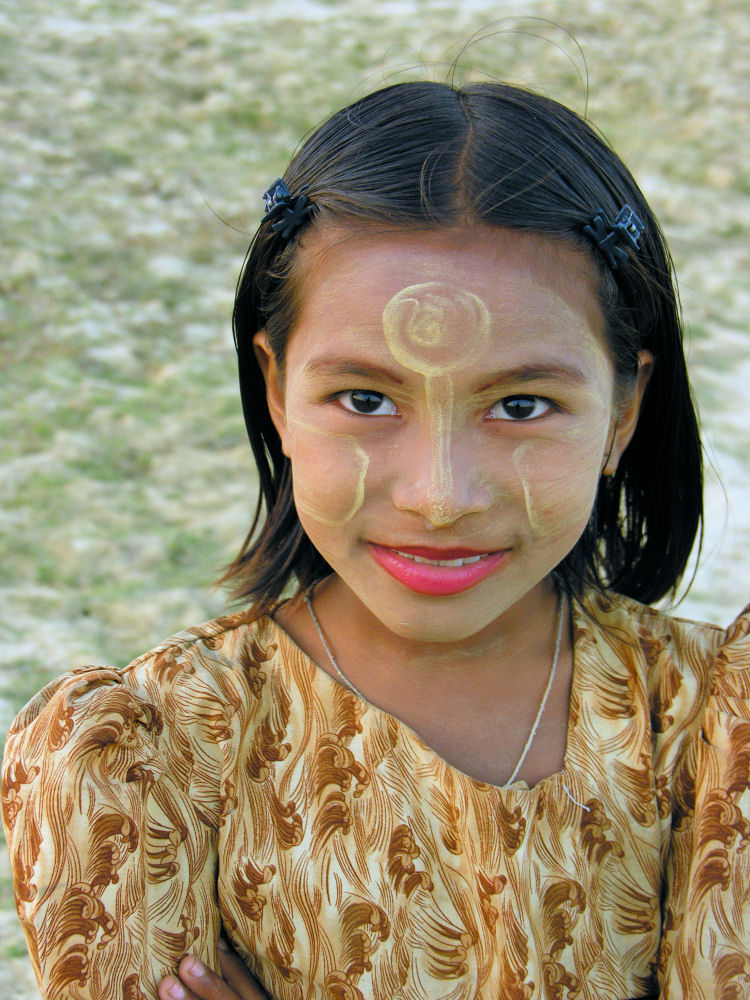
[488,396,553,421]
[334,390,555,421]
[334,390,400,416]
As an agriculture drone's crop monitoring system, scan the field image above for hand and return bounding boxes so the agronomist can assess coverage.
[158,936,270,1000]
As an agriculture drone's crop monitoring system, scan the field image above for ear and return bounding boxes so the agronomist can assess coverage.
[253,330,290,456]
[602,349,654,475]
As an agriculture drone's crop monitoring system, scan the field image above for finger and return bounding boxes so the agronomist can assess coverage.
[217,938,270,999]
[158,973,201,1000]
[171,955,241,1000]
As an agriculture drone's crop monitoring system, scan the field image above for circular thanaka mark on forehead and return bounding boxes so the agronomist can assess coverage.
[382,282,491,370]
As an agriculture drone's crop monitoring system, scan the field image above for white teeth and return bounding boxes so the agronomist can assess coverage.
[394,550,488,567]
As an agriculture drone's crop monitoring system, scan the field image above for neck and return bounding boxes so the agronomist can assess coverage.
[307,573,560,689]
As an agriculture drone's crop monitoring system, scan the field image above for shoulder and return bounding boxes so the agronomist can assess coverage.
[2,610,295,891]
[575,589,742,736]
[122,607,284,730]
[711,602,750,699]
[7,609,280,736]
[577,588,726,676]
[2,611,287,817]
[703,603,750,755]
[578,587,727,644]
[571,590,750,803]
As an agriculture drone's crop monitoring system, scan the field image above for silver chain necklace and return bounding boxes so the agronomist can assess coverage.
[304,582,566,788]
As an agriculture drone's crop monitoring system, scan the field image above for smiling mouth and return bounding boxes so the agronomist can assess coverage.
[392,549,491,567]
[369,544,508,596]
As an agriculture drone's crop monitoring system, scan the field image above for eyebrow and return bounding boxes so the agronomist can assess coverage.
[303,358,405,386]
[303,358,589,390]
[476,364,589,392]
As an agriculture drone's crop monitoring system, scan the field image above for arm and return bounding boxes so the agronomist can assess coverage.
[2,662,223,999]
[658,610,750,998]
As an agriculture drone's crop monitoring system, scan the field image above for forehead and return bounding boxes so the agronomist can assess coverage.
[290,224,607,360]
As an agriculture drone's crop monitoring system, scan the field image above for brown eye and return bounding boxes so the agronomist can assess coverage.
[337,390,398,416]
[490,395,551,420]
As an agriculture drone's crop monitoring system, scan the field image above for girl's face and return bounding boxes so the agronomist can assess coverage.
[256,226,651,643]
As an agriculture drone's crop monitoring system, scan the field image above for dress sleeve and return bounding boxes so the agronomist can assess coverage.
[2,655,224,1000]
[659,607,750,998]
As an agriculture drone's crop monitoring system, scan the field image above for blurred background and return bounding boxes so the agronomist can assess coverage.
[1,1,748,995]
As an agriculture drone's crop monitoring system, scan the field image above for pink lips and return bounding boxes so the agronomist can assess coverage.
[369,544,507,596]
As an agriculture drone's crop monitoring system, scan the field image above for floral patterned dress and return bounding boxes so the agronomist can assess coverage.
[3,590,749,1000]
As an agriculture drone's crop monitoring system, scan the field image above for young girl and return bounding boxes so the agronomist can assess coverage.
[3,80,749,1000]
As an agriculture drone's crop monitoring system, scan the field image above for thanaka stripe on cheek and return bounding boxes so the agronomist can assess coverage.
[512,443,541,534]
[512,438,605,542]
[288,417,370,526]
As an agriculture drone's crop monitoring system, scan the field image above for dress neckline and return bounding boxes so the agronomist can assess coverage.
[268,601,585,794]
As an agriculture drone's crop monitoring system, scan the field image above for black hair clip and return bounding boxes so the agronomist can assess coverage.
[584,204,644,270]
[262,177,315,240]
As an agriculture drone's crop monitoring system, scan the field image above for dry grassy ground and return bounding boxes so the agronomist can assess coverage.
[1,0,748,996]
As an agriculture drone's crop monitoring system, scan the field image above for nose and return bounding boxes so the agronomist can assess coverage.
[391,424,493,528]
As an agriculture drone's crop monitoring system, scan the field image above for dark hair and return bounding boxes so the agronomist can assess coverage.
[223,80,703,615]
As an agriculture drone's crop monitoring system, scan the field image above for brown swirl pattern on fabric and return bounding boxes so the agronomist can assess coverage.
[3,596,750,999]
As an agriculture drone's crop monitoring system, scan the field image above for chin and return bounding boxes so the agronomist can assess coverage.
[367,591,515,644]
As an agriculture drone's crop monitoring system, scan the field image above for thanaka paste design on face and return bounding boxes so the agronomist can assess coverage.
[511,431,607,543]
[382,282,491,526]
[289,417,370,526]
[511,443,541,535]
